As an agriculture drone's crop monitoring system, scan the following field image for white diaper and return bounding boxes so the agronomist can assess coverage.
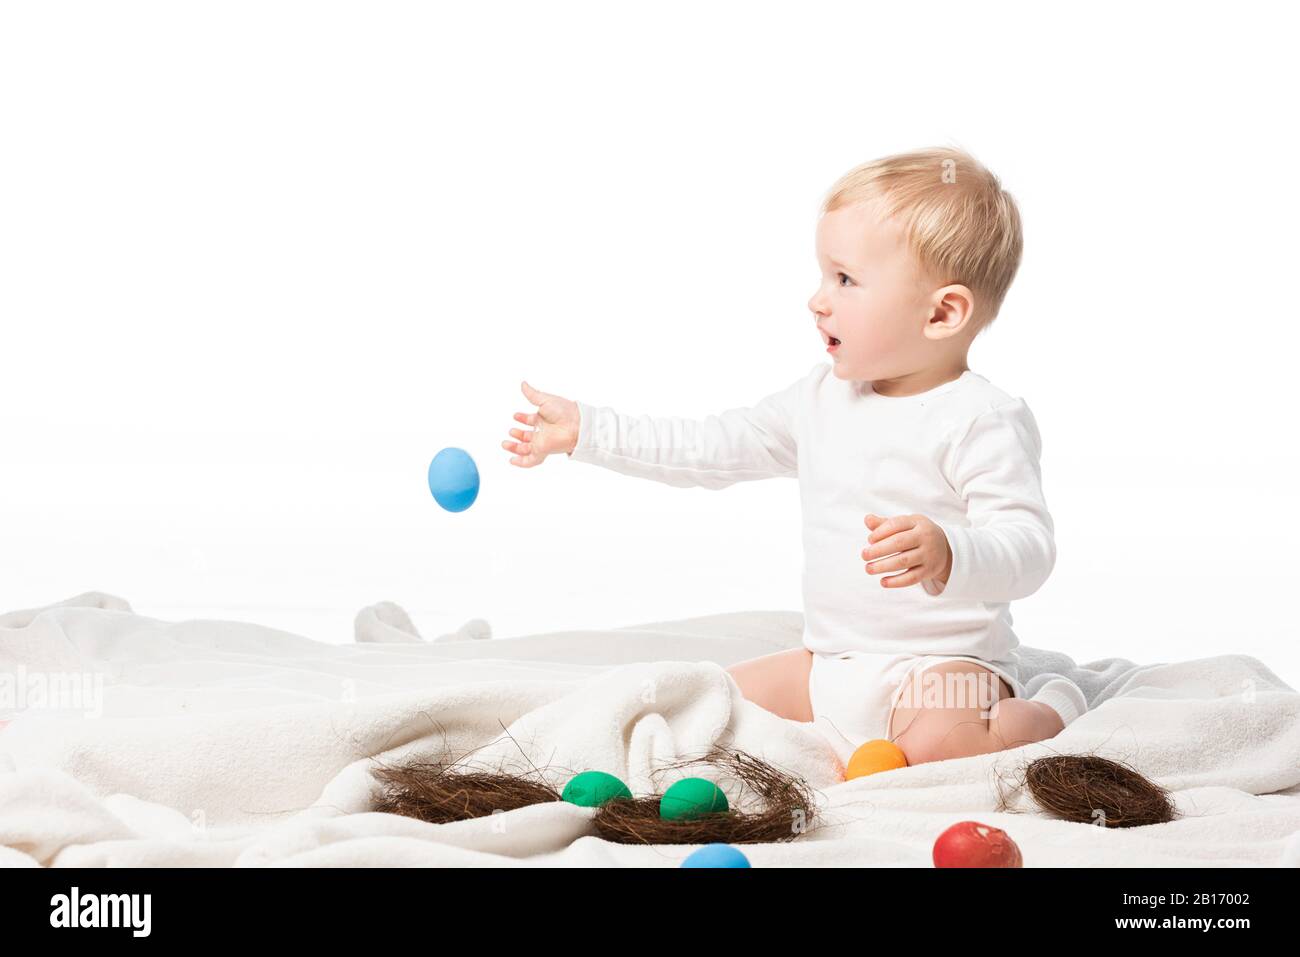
[807,650,1024,766]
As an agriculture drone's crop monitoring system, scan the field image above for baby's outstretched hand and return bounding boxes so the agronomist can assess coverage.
[504,380,581,468]
[862,513,953,589]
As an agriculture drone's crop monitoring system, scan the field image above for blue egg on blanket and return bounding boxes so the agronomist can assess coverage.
[427,448,480,512]
[681,843,751,868]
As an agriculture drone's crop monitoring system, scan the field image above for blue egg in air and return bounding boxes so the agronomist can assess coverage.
[680,843,751,868]
[427,447,480,512]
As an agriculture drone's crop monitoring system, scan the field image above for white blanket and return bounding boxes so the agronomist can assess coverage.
[1,591,1298,867]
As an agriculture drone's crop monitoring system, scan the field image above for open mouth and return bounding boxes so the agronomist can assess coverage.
[828,336,841,346]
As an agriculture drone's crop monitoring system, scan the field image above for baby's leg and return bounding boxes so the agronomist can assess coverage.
[725,648,814,723]
[888,660,1063,765]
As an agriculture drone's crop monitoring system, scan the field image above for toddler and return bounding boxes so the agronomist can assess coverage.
[502,146,1087,767]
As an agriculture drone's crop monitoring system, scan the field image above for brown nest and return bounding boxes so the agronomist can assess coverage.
[372,757,561,824]
[591,744,818,845]
[997,754,1178,828]
[370,742,819,845]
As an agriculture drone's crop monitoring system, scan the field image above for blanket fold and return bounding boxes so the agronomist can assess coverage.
[1,592,1297,866]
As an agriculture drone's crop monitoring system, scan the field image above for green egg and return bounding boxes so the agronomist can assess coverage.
[561,770,633,808]
[659,777,729,821]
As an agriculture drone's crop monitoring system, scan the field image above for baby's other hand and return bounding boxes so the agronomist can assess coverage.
[862,513,952,589]
[504,380,581,467]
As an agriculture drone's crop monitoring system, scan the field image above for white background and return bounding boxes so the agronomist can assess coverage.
[2,2,1296,686]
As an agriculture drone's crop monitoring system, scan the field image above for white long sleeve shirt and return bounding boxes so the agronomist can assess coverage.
[567,363,1056,664]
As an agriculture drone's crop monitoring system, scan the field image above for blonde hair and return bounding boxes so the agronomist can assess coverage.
[819,146,1023,336]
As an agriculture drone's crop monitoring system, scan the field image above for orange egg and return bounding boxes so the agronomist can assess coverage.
[845,739,909,780]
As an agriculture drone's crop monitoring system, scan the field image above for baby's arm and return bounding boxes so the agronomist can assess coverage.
[922,399,1056,602]
[566,366,815,490]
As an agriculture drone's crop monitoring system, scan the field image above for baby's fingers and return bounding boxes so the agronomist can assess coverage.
[521,380,552,406]
[513,411,538,426]
[880,568,923,588]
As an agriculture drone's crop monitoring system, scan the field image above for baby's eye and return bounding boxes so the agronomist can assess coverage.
[838,272,853,287]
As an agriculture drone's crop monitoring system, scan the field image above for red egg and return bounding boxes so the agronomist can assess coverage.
[932,821,1023,868]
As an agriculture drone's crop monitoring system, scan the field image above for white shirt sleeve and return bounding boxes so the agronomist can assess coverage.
[921,399,1057,602]
[564,366,814,490]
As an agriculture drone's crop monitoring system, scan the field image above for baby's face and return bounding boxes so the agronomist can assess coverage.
[808,199,941,382]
